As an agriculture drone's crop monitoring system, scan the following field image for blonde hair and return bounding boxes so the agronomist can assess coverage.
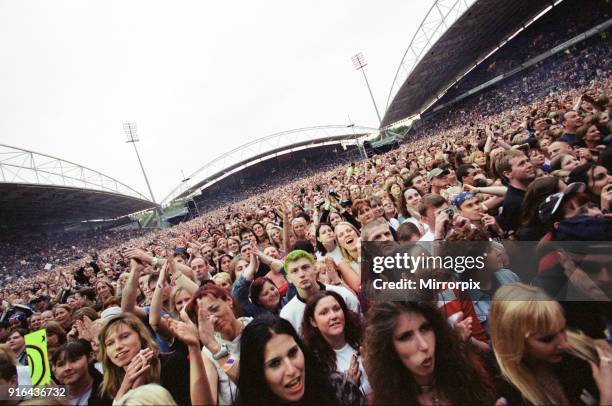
[333,221,361,263]
[98,313,161,399]
[212,271,232,286]
[490,283,597,405]
[266,225,284,250]
[114,383,177,406]
[168,286,187,318]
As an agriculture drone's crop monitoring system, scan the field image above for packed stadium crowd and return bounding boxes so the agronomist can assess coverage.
[439,0,610,103]
[0,229,151,284]
[1,9,612,406]
[193,151,359,213]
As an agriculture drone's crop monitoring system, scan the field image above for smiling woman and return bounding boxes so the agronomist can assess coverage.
[98,313,190,405]
[51,339,109,406]
[301,290,371,396]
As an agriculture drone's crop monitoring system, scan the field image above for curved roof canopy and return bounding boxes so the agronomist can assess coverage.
[0,144,156,228]
[382,0,554,127]
[161,125,377,206]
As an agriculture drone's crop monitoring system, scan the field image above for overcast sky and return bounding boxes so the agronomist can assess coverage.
[0,0,431,201]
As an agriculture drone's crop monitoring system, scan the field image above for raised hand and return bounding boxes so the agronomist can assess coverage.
[600,184,612,213]
[347,352,362,385]
[324,257,342,285]
[244,252,259,281]
[167,308,201,348]
[196,298,220,354]
[76,316,100,343]
[452,312,473,342]
[589,343,612,405]
[117,348,155,399]
[125,248,152,265]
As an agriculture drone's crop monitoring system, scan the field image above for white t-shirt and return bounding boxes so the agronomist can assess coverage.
[201,346,238,406]
[200,317,252,406]
[215,316,253,360]
[388,217,400,231]
[316,245,343,263]
[280,283,361,334]
[334,343,371,395]
[418,228,434,242]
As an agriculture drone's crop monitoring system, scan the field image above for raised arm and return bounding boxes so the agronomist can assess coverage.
[167,310,215,406]
[464,184,508,197]
[281,203,291,254]
[254,249,283,273]
[149,260,168,333]
[121,259,147,318]
[124,247,195,280]
[335,260,361,294]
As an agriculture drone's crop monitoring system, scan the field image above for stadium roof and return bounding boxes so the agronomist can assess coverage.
[0,144,157,228]
[382,0,555,127]
[161,125,377,206]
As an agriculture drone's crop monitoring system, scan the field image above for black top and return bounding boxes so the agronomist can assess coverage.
[494,353,599,406]
[497,185,526,234]
[160,350,192,406]
[515,224,548,241]
[90,368,113,406]
[96,351,191,406]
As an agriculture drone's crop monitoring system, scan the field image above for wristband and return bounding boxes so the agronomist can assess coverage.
[222,357,236,373]
[213,346,229,360]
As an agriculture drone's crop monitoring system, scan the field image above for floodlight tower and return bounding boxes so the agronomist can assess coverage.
[123,122,162,222]
[352,52,382,126]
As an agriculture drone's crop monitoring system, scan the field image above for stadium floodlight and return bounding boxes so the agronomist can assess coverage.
[352,52,382,126]
[123,122,161,222]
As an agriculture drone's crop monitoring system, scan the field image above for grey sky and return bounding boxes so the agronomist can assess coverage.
[0,0,430,201]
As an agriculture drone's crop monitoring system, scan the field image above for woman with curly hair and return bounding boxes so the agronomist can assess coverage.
[301,290,370,396]
[364,301,496,406]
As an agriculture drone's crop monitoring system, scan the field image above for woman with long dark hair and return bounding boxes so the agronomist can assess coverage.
[364,301,496,406]
[301,290,370,395]
[314,223,342,262]
[252,222,271,249]
[237,315,362,406]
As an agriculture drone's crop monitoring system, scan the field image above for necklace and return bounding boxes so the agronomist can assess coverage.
[417,382,441,406]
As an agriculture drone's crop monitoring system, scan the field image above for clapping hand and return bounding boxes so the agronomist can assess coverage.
[452,312,473,342]
[116,348,155,400]
[195,298,220,354]
[347,353,362,385]
[167,308,201,348]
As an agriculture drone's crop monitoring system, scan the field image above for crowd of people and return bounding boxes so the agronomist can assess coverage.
[1,9,612,406]
[439,0,610,103]
[0,229,151,284]
[193,149,360,214]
